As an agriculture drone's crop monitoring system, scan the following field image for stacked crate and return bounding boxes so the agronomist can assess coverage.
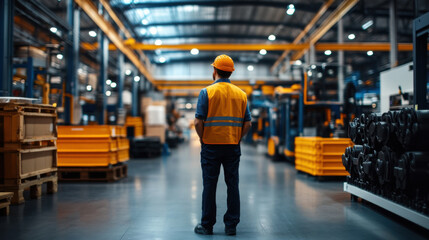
[57,125,128,181]
[0,103,58,204]
[295,137,353,177]
[125,117,143,138]
[114,126,130,163]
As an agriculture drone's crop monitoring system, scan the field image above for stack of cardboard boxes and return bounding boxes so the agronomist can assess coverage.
[142,98,167,144]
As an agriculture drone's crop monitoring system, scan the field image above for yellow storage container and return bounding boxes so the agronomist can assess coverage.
[125,117,143,137]
[57,138,117,152]
[58,125,112,138]
[117,138,130,150]
[57,151,117,167]
[117,149,129,163]
[295,137,353,176]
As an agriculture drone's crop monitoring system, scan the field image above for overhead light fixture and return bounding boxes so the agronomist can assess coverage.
[286,4,295,15]
[149,27,157,34]
[259,49,267,55]
[184,5,195,12]
[324,50,332,56]
[247,65,254,71]
[134,76,141,82]
[362,20,373,30]
[123,0,132,4]
[268,34,276,41]
[294,60,302,65]
[106,79,112,85]
[185,103,192,109]
[125,69,132,75]
[56,54,63,60]
[159,57,166,63]
[142,19,149,25]
[88,30,97,37]
[86,85,92,91]
[111,82,117,88]
[311,65,316,69]
[50,27,57,33]
[190,48,199,55]
[154,39,162,46]
[143,9,150,15]
[367,50,374,56]
[348,33,355,40]
[106,90,112,96]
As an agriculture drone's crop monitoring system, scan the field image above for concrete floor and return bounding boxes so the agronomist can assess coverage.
[1,136,428,240]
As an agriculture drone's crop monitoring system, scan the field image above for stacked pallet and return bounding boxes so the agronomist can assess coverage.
[0,103,58,205]
[57,125,128,181]
[295,137,353,177]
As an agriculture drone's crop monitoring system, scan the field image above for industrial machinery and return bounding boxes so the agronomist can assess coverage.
[343,109,429,220]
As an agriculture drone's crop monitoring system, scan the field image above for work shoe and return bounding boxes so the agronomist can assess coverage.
[194,224,213,235]
[225,227,236,236]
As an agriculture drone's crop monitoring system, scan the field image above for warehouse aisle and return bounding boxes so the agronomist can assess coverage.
[1,136,427,240]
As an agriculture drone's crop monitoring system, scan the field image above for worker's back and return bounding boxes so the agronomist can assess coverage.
[202,82,247,145]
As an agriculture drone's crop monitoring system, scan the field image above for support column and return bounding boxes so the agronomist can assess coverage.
[65,0,80,125]
[117,32,124,109]
[389,0,398,68]
[309,44,316,65]
[0,0,14,96]
[338,19,345,103]
[413,12,429,110]
[97,25,108,124]
[131,74,139,117]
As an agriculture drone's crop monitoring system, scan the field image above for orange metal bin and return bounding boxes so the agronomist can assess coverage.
[295,137,353,176]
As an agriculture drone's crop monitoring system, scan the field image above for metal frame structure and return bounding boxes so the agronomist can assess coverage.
[0,0,14,97]
[413,11,429,110]
[343,182,429,230]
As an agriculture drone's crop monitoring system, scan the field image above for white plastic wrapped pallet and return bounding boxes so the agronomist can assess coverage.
[145,105,166,125]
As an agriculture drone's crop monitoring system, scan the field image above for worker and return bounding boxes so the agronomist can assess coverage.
[194,54,252,236]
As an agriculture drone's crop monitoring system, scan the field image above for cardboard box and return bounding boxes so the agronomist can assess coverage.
[140,97,152,115]
[145,125,166,143]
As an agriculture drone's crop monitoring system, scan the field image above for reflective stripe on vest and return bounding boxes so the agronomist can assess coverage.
[202,82,247,144]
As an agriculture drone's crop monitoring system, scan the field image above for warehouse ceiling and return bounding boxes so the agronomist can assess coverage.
[15,0,429,76]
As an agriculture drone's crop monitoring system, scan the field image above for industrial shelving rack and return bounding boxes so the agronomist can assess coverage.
[343,11,429,230]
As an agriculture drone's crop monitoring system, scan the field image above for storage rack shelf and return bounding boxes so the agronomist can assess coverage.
[343,182,429,230]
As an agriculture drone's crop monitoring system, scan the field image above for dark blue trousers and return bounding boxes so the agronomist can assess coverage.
[200,144,240,229]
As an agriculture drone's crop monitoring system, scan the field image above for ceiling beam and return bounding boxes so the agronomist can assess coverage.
[135,34,294,42]
[81,42,415,52]
[119,1,322,12]
[132,20,306,29]
[99,0,152,71]
[271,0,334,73]
[74,0,155,83]
[290,0,360,62]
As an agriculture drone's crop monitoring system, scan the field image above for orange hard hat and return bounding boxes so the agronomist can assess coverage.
[211,54,235,72]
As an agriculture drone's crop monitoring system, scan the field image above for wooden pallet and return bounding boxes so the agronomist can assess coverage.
[58,164,127,182]
[0,103,56,114]
[0,192,13,216]
[0,172,58,205]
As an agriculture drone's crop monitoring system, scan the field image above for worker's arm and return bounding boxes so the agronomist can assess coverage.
[194,118,204,143]
[241,121,252,139]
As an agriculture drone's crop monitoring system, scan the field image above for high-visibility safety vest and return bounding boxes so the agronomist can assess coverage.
[202,82,248,144]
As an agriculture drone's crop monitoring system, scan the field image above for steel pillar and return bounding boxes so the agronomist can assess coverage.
[25,57,34,98]
[97,22,109,124]
[413,12,429,110]
[338,19,344,103]
[117,32,124,109]
[0,0,14,97]
[131,75,139,116]
[389,0,398,68]
[309,44,316,65]
[65,0,80,125]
